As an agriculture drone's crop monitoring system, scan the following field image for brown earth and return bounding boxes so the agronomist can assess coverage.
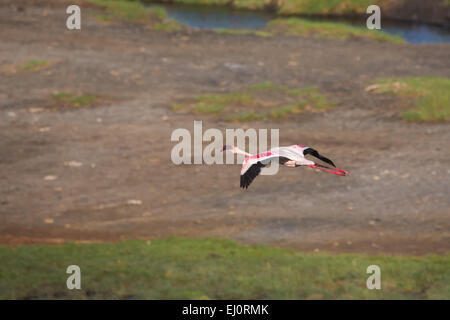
[0,1,449,255]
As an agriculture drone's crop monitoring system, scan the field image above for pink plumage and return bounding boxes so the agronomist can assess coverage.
[222,144,348,189]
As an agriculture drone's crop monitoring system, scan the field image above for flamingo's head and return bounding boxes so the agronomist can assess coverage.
[221,145,232,152]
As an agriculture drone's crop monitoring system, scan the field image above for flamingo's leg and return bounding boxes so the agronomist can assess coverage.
[307,163,349,176]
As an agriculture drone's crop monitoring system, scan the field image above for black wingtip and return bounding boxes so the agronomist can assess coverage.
[240,175,247,189]
[239,161,265,189]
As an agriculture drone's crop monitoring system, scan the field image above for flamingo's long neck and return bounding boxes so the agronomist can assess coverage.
[232,147,252,157]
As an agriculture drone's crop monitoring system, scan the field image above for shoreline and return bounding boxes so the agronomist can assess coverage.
[148,0,450,27]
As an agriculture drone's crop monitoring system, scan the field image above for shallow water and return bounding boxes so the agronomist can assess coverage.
[161,4,273,30]
[157,3,450,44]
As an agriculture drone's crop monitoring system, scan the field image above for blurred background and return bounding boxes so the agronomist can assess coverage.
[0,0,449,299]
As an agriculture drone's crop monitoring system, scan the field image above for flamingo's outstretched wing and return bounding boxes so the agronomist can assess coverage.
[240,162,265,189]
[240,151,287,189]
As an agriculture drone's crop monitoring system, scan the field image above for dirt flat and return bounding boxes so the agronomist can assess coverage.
[0,2,449,255]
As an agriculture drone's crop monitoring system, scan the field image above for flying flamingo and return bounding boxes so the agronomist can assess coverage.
[221,144,348,189]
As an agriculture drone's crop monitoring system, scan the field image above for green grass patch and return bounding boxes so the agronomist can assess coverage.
[154,20,182,32]
[214,17,404,43]
[0,238,449,299]
[147,4,168,20]
[232,0,272,10]
[189,93,253,114]
[278,0,377,15]
[171,83,333,122]
[52,92,97,107]
[88,0,150,22]
[197,93,253,105]
[16,60,49,71]
[297,87,331,110]
[248,81,281,90]
[153,0,378,15]
[226,102,312,122]
[215,29,273,37]
[253,83,333,111]
[170,104,186,111]
[195,103,224,114]
[226,112,266,122]
[267,18,405,43]
[95,14,114,23]
[155,0,230,5]
[370,77,450,121]
[88,0,181,30]
[269,103,306,119]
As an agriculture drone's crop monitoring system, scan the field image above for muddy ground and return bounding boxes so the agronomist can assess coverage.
[0,2,449,255]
